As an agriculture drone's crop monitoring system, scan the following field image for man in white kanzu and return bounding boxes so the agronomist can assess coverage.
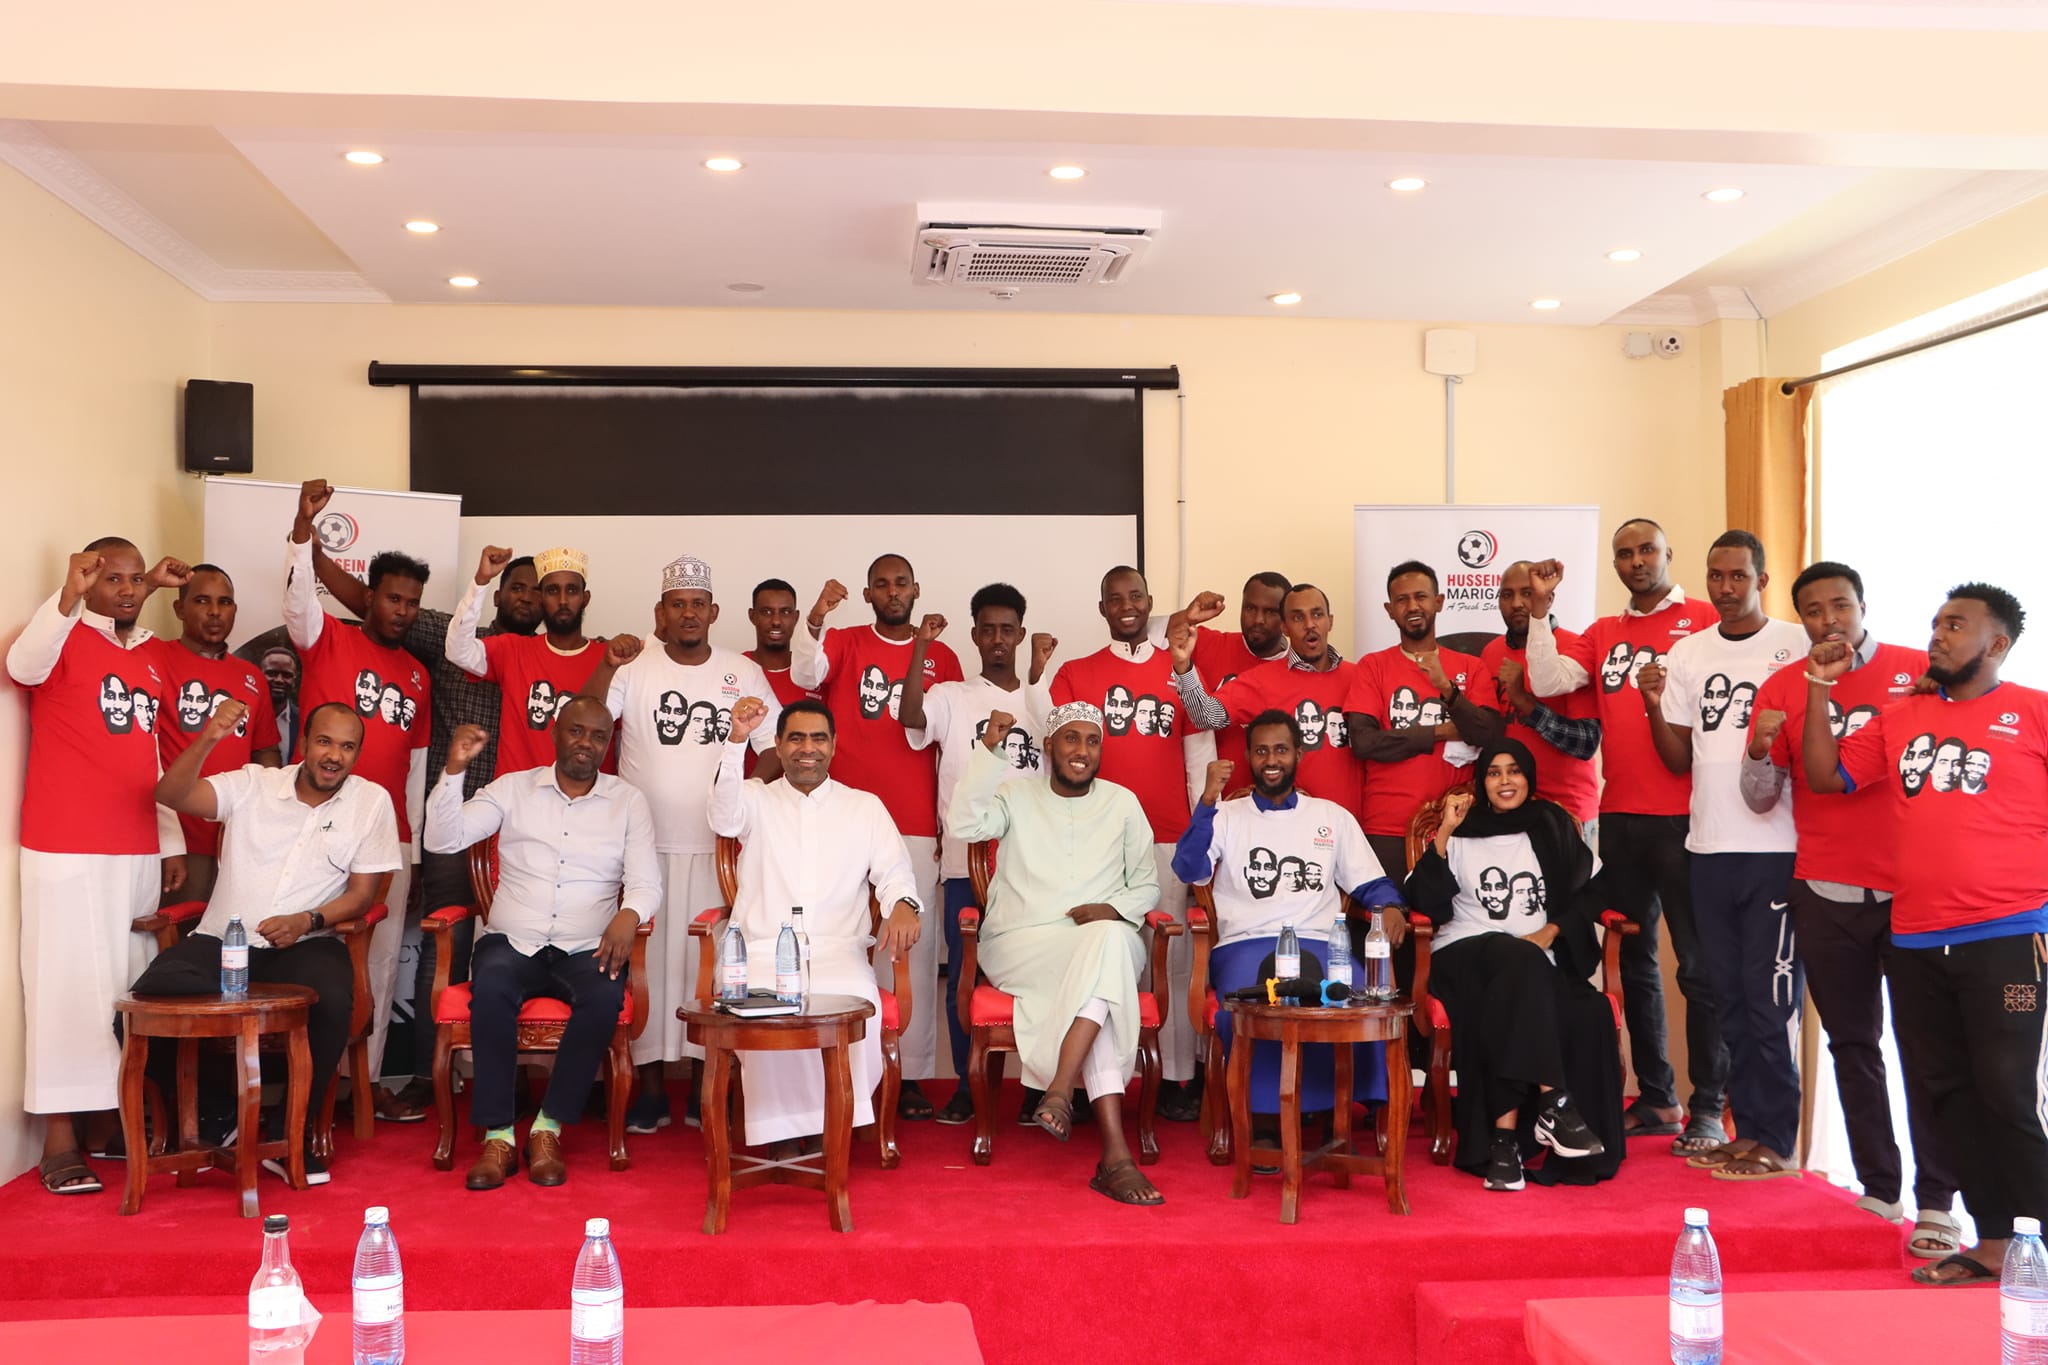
[897,581,1058,1126]
[709,696,922,1149]
[1640,530,1809,1182]
[579,554,783,1136]
[948,701,1166,1206]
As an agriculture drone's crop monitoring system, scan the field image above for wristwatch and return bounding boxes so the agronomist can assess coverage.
[305,910,326,932]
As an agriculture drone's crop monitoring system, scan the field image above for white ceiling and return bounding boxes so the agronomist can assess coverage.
[1153,0,2048,30]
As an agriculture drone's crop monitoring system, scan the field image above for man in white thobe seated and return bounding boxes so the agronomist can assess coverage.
[709,696,922,1151]
[948,700,1165,1206]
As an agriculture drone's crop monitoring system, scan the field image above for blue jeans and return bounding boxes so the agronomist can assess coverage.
[942,877,976,1080]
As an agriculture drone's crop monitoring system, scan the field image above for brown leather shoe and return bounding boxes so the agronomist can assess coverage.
[527,1128,567,1186]
[465,1138,518,1190]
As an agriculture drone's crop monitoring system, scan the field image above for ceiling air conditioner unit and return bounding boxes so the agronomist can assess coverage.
[912,203,1161,289]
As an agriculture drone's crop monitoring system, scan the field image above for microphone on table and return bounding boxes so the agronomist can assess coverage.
[1224,977,1355,1006]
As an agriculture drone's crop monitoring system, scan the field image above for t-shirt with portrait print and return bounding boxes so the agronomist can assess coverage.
[1555,597,1715,817]
[1343,645,1482,837]
[1210,658,1364,826]
[1838,683,2048,937]
[1435,831,1582,961]
[1051,641,1193,843]
[1468,633,1600,826]
[604,645,780,854]
[20,618,169,855]
[1659,618,1807,854]
[475,632,608,776]
[812,626,962,838]
[1192,626,1279,773]
[910,674,1054,880]
[1191,792,1389,948]
[744,653,819,777]
[296,620,431,841]
[151,642,282,857]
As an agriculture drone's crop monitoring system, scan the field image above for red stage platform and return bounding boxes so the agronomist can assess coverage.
[0,1083,1914,1364]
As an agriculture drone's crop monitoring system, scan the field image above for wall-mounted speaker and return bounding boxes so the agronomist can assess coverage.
[184,379,253,473]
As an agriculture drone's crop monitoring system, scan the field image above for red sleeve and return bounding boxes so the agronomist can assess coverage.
[1050,661,1078,708]
[937,642,965,684]
[824,627,851,680]
[1838,708,1887,791]
[250,685,281,752]
[1344,655,1384,718]
[1560,625,1599,673]
[1215,672,1261,725]
[480,631,516,683]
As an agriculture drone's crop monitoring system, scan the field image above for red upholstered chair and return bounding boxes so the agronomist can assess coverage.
[425,837,652,1172]
[687,835,912,1168]
[1404,782,1635,1166]
[954,838,1180,1167]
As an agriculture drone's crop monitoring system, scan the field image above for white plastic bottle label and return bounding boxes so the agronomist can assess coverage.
[1669,1298,1722,1342]
[249,1285,299,1330]
[1364,940,1392,960]
[722,959,747,989]
[353,1273,403,1325]
[1276,950,1300,979]
[775,968,801,999]
[223,945,249,972]
[572,1287,625,1340]
[1327,959,1351,989]
[2001,1293,2048,1338]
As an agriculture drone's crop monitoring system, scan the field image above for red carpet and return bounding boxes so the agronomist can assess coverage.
[0,1084,1914,1364]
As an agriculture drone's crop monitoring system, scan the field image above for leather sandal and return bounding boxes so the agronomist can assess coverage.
[1090,1158,1164,1206]
[38,1151,101,1195]
[1031,1090,1074,1142]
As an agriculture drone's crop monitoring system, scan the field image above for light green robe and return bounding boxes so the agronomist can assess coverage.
[947,745,1160,1089]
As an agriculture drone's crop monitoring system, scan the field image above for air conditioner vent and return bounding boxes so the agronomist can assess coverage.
[912,204,1160,290]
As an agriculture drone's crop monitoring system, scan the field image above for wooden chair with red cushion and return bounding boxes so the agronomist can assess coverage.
[424,838,652,1172]
[687,834,912,1169]
[1403,781,1636,1166]
[954,837,1180,1167]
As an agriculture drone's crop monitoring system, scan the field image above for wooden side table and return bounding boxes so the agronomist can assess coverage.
[115,984,316,1218]
[1224,996,1414,1223]
[682,995,875,1235]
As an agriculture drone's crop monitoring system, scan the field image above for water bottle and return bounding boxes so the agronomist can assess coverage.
[774,922,801,1005]
[222,914,250,999]
[2002,1216,2048,1364]
[1362,910,1394,1002]
[1325,919,1353,992]
[351,1205,404,1365]
[1669,1206,1724,1365]
[249,1213,313,1359]
[570,1217,625,1365]
[1275,923,1301,981]
[718,923,749,1002]
[791,905,812,1005]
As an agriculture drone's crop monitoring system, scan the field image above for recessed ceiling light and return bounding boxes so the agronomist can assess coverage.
[1703,187,1745,203]
[703,157,744,173]
[1268,291,1303,306]
[343,150,385,166]
[1387,176,1427,193]
[1531,298,1563,311]
[404,220,440,234]
[727,282,765,293]
[1048,165,1087,181]
[447,276,479,288]
[1606,248,1643,263]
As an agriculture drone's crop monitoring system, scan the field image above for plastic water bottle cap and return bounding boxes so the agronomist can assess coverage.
[585,1217,610,1238]
[1684,1207,1709,1227]
[2019,1217,2042,1236]
[264,1214,289,1233]
[364,1206,389,1225]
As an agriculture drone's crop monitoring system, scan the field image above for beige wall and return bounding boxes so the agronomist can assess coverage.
[0,160,210,1178]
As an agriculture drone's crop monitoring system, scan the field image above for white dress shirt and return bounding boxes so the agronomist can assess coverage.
[425,766,662,956]
[197,765,402,947]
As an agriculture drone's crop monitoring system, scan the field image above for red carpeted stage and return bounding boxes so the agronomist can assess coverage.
[0,1083,1914,1364]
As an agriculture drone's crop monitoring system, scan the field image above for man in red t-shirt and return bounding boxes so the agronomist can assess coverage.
[155,564,283,903]
[9,537,192,1193]
[792,554,961,1118]
[1804,581,2048,1286]
[448,544,607,776]
[1522,519,1724,1151]
[286,479,431,1118]
[1165,573,1290,772]
[1050,565,1208,1120]
[1467,561,1600,827]
[746,577,822,709]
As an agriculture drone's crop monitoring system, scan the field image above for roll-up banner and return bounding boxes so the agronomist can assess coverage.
[1352,504,1601,656]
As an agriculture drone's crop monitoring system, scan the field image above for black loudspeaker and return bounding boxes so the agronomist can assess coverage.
[184,379,253,473]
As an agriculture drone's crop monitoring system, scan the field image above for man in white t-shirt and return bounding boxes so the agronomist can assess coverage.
[898,582,1057,1126]
[1639,530,1807,1181]
[580,554,783,1135]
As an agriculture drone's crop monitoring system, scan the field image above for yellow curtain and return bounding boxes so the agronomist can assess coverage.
[1723,377,1813,619]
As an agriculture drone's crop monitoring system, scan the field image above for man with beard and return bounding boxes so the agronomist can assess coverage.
[448,546,607,776]
[1052,566,1214,1122]
[1741,560,1951,1243]
[793,555,963,1120]
[1167,574,1291,771]
[1806,583,2048,1287]
[745,578,819,777]
[148,699,399,1186]
[1345,562,1491,876]
[1171,711,1401,1169]
[260,644,300,762]
[1639,530,1806,1181]
[9,537,189,1194]
[152,565,282,904]
[288,479,433,1122]
[1467,561,1600,829]
[1172,583,1366,828]
[899,583,1057,1125]
[951,702,1165,1204]
[1521,520,1719,1151]
[583,554,780,1135]
[428,700,660,1190]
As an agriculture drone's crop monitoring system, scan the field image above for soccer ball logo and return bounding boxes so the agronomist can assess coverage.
[1456,529,1498,569]
[315,510,360,554]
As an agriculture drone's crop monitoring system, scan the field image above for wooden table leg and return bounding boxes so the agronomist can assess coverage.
[118,1030,150,1216]
[284,1021,311,1190]
[1278,1032,1302,1225]
[701,1046,733,1236]
[175,1040,200,1189]
[1330,1037,1354,1190]
[822,1041,854,1234]
[1228,1016,1255,1199]
[236,1018,262,1219]
[1383,1024,1411,1216]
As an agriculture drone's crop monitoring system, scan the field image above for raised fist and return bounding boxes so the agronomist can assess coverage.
[1030,633,1058,673]
[475,545,515,586]
[1419,649,1453,693]
[982,709,1017,751]
[726,696,770,744]
[916,613,947,644]
[810,579,849,626]
[1438,790,1475,838]
[65,551,104,600]
[1747,708,1787,759]
[1808,638,1854,683]
[1635,660,1668,708]
[446,724,491,773]
[147,557,193,591]
[1202,759,1234,804]
[604,634,644,669]
[203,698,249,743]
[1184,591,1227,626]
[298,479,333,522]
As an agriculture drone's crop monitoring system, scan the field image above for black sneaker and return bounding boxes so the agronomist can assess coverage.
[1534,1092,1606,1159]
[625,1090,671,1136]
[262,1146,330,1187]
[935,1088,975,1126]
[1157,1077,1203,1124]
[1018,1087,1045,1126]
[1484,1134,1525,1192]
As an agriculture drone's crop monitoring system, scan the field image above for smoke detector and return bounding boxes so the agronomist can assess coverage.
[913,203,1160,289]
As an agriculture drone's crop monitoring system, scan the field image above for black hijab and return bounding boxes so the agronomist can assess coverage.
[1451,737,1601,978]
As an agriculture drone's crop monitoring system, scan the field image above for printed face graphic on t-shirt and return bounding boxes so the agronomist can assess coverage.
[1700,673,1734,731]
[1296,699,1326,748]
[402,696,420,729]
[176,679,212,731]
[353,669,381,716]
[1389,686,1422,730]
[1628,647,1658,690]
[526,680,558,729]
[134,689,157,735]
[1963,748,1992,793]
[1105,685,1136,736]
[1158,700,1177,736]
[886,680,905,722]
[1509,871,1542,917]
[656,690,688,745]
[377,684,405,726]
[974,720,1042,771]
[1728,681,1757,731]
[1477,866,1511,920]
[1929,738,1966,793]
[1133,694,1160,736]
[686,701,721,745]
[209,688,248,738]
[1301,860,1325,892]
[858,665,891,720]
[1899,733,1937,795]
[1278,856,1306,893]
[1245,846,1280,899]
[1417,697,1447,730]
[715,711,732,742]
[99,674,134,733]
[1325,709,1349,748]
[1599,643,1634,692]
[1829,701,1880,740]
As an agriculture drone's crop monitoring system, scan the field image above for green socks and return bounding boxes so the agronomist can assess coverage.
[485,1126,515,1145]
[532,1113,562,1137]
